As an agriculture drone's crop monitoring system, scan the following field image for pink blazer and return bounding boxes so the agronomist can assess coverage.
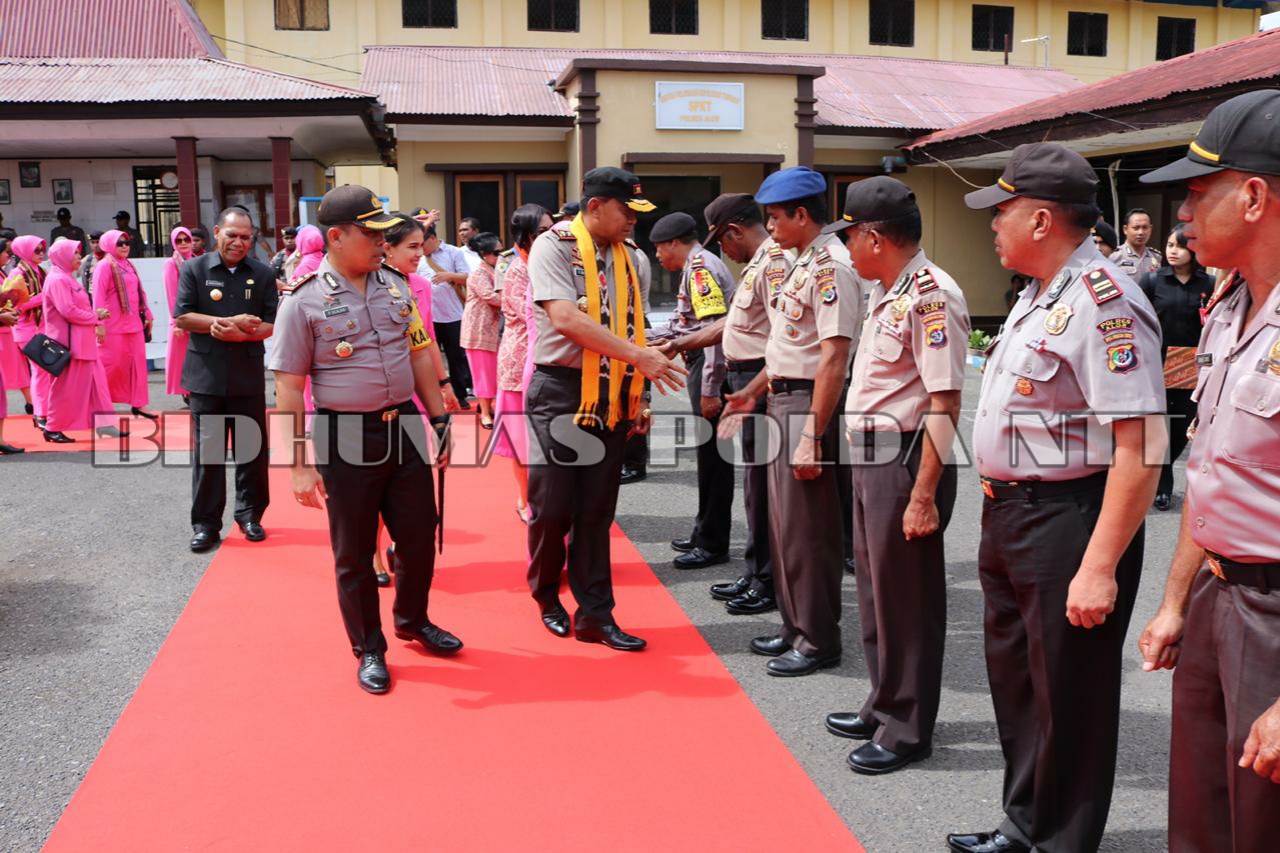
[459,262,501,352]
[163,256,183,330]
[93,257,152,334]
[42,268,100,358]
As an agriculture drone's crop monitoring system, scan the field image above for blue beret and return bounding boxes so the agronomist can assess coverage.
[755,166,827,205]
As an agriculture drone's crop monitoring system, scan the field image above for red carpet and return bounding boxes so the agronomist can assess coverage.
[0,411,192,454]
[42,420,862,852]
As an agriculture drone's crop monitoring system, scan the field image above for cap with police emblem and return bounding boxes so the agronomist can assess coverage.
[702,193,759,249]
[1141,89,1280,184]
[582,167,656,213]
[317,185,403,230]
[964,143,1098,209]
[650,211,698,244]
[755,166,827,206]
[822,176,918,234]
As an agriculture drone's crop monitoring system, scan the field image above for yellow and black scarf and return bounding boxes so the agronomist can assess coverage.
[569,213,646,429]
[16,259,44,325]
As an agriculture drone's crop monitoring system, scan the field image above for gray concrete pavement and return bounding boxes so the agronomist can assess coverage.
[0,367,1180,851]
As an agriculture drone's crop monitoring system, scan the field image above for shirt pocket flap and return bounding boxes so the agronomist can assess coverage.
[387,302,413,326]
[870,329,905,362]
[1009,350,1062,382]
[1229,372,1280,419]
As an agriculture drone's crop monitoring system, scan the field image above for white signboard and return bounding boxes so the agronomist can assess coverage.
[655,82,745,131]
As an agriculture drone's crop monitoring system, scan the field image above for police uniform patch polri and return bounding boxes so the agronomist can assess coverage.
[1084,268,1122,305]
[1107,342,1139,373]
[815,267,837,304]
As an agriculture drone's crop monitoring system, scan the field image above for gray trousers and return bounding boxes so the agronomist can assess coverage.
[766,388,844,658]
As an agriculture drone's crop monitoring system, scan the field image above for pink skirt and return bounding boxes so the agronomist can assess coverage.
[165,326,188,396]
[465,348,498,398]
[0,327,29,391]
[46,358,114,432]
[490,388,528,462]
[101,330,149,407]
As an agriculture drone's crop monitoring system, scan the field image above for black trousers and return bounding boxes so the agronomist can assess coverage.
[685,349,735,555]
[836,382,855,562]
[189,391,269,531]
[852,433,956,753]
[978,476,1143,853]
[727,361,772,593]
[314,402,438,657]
[1160,388,1196,496]
[433,320,472,402]
[526,367,630,631]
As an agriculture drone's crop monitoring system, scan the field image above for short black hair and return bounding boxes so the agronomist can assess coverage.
[384,212,425,247]
[460,216,482,231]
[1168,222,1200,270]
[89,230,104,240]
[1051,201,1105,233]
[423,223,438,239]
[511,203,550,251]
[190,227,209,240]
[282,226,298,237]
[468,232,502,256]
[1123,208,1151,227]
[857,210,923,247]
[216,207,253,228]
[777,193,829,226]
[0,237,8,255]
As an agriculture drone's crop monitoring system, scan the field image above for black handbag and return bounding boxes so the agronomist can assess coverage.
[21,333,71,376]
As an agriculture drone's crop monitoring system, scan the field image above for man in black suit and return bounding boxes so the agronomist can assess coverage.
[174,207,277,552]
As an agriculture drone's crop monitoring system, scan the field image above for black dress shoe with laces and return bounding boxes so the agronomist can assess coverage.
[237,521,266,542]
[395,622,463,655]
[674,547,729,570]
[1154,492,1172,511]
[767,648,841,677]
[726,589,777,615]
[670,537,695,553]
[575,624,646,651]
[190,528,220,553]
[710,576,751,601]
[946,831,1029,853]
[825,712,878,740]
[750,635,790,657]
[847,741,931,775]
[541,605,571,637]
[619,465,646,485]
[357,652,390,694]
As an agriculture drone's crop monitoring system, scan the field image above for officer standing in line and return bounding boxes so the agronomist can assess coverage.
[720,166,865,677]
[949,143,1166,853]
[174,207,277,553]
[650,211,737,569]
[270,185,457,695]
[620,246,653,484]
[657,193,792,615]
[1109,208,1163,279]
[1135,90,1280,853]
[822,177,969,775]
[525,167,686,649]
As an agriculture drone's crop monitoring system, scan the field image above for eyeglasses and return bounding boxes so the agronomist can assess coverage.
[117,239,131,246]
[174,236,192,244]
[36,244,47,253]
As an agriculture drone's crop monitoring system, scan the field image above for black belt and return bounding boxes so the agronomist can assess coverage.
[980,471,1108,501]
[1206,550,1280,591]
[316,400,416,424]
[534,364,580,381]
[767,377,815,395]
[728,358,766,374]
[847,429,922,448]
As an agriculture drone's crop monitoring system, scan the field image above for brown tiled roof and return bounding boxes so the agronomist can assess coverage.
[0,0,222,58]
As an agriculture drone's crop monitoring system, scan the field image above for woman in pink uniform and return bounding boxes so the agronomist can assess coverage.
[163,226,195,404]
[42,238,119,441]
[8,235,50,426]
[0,237,34,419]
[459,232,503,429]
[93,229,157,420]
[0,303,21,454]
[291,225,324,280]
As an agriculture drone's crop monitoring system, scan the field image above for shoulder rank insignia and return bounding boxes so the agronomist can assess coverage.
[1205,269,1243,315]
[767,243,784,260]
[1083,268,1122,305]
[624,237,639,250]
[690,253,705,270]
[815,247,832,265]
[914,268,938,294]
[553,223,577,241]
[379,261,407,280]
[281,271,317,294]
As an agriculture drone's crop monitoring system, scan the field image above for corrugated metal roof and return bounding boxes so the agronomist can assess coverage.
[0,0,221,58]
[909,27,1280,150]
[364,47,1081,132]
[0,57,373,102]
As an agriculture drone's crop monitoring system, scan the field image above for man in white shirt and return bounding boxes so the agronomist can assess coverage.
[417,223,473,404]
[457,217,483,272]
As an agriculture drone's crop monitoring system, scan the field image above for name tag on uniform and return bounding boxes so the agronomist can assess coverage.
[573,267,585,277]
[204,280,223,288]
[323,305,350,317]
[1196,353,1213,366]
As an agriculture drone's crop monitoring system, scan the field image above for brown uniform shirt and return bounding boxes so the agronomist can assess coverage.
[846,251,970,434]
[1186,278,1280,561]
[974,237,1164,481]
[663,242,735,392]
[765,232,865,380]
[723,237,792,364]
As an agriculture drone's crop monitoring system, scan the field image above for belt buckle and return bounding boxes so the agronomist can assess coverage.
[981,479,995,499]
[382,409,399,422]
[1207,553,1226,580]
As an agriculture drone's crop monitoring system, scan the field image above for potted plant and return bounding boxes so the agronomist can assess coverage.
[967,329,992,368]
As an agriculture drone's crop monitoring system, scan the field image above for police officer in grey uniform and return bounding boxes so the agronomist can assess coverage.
[525,167,686,650]
[270,185,457,695]
[949,144,1167,853]
[650,211,737,569]
[824,177,969,775]
[1136,90,1280,853]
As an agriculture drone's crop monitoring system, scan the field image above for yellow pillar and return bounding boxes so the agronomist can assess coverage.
[1127,2,1146,72]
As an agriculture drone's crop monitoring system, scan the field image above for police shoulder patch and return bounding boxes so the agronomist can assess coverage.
[815,247,832,265]
[1084,268,1122,305]
[767,243,784,260]
[914,268,938,294]
[282,271,317,294]
[690,253,705,269]
[554,223,577,241]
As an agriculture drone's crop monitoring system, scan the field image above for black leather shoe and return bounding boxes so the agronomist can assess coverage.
[95,426,129,439]
[42,430,75,443]
[619,465,646,484]
[189,529,220,553]
[825,712,878,740]
[237,521,266,542]
[541,605,571,637]
[848,741,931,775]
[357,652,390,694]
[946,831,1029,853]
[131,407,159,421]
[710,576,751,601]
[1154,492,1172,511]
[670,537,695,553]
[375,571,391,587]
[674,547,729,570]
[0,442,25,455]
[767,649,841,677]
[726,589,777,615]
[749,635,790,657]
[575,624,646,651]
[845,557,857,575]
[395,622,463,655]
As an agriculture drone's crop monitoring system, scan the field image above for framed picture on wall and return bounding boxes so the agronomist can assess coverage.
[18,161,40,188]
[0,179,9,205]
[52,179,74,205]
